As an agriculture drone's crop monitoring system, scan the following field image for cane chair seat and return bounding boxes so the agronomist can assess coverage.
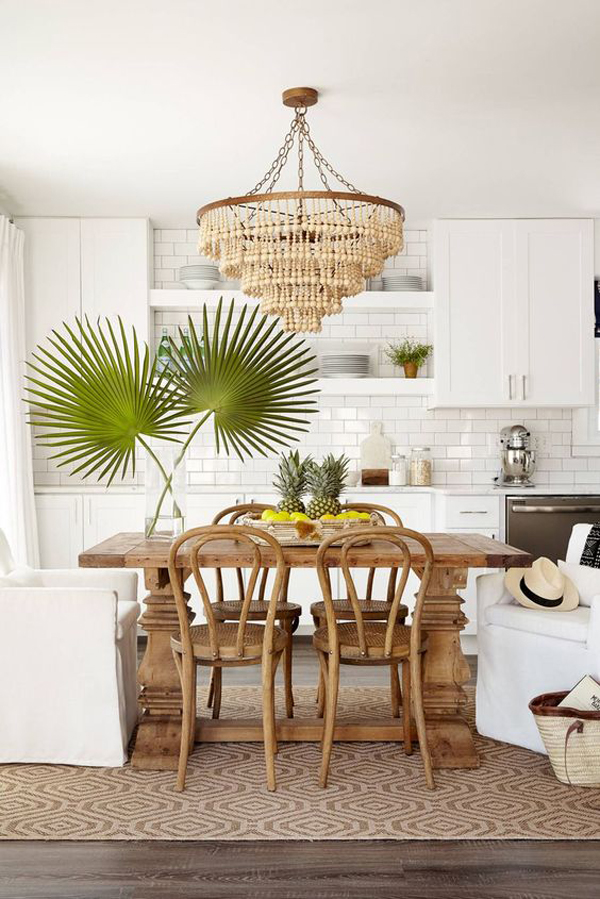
[213,599,301,621]
[171,622,288,662]
[313,621,427,660]
[310,598,408,621]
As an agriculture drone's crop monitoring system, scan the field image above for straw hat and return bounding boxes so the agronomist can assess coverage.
[504,557,579,611]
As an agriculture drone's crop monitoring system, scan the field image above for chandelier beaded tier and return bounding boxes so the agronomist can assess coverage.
[197,87,405,332]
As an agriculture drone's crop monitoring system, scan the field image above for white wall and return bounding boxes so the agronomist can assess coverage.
[31,223,600,491]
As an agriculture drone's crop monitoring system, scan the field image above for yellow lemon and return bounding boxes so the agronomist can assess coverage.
[345,510,361,519]
[320,514,336,521]
[290,512,310,521]
[358,512,371,521]
[271,511,291,522]
[261,509,276,521]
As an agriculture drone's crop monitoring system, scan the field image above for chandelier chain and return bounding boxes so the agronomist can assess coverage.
[246,108,362,197]
[246,116,299,196]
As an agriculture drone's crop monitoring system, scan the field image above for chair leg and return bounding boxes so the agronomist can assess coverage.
[319,651,340,789]
[401,660,413,756]
[316,648,328,719]
[189,666,198,754]
[212,667,222,720]
[390,664,401,718]
[411,652,435,790]
[282,618,294,719]
[262,650,278,791]
[173,651,195,792]
[207,668,214,708]
[314,615,325,707]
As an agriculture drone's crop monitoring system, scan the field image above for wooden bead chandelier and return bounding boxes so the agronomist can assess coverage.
[197,87,405,333]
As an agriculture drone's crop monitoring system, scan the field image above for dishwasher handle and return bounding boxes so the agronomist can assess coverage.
[510,504,600,514]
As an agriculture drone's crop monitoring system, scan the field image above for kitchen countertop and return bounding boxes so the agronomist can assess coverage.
[34,483,600,496]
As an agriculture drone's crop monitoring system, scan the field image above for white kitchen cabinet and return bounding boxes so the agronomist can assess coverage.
[434,493,501,641]
[343,491,433,617]
[16,218,81,353]
[434,219,515,406]
[513,219,594,405]
[186,493,244,621]
[433,218,594,407]
[83,493,146,600]
[17,217,152,356]
[80,219,151,342]
[35,493,83,569]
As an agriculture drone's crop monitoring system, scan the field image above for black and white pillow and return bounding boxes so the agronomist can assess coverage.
[580,523,600,569]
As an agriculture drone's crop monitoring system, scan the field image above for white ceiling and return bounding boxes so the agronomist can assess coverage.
[2,0,600,227]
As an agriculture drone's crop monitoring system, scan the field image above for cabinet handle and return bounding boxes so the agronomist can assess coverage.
[521,374,526,400]
[508,374,513,400]
[459,510,489,515]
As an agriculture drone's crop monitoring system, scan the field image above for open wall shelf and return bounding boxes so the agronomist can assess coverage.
[317,377,433,396]
[149,289,433,312]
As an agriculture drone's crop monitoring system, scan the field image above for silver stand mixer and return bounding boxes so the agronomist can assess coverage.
[496,424,536,487]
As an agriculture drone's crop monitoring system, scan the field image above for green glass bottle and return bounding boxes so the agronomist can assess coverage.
[156,327,171,374]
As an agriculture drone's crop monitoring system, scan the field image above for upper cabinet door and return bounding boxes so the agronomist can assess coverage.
[16,218,81,353]
[433,220,516,407]
[513,219,594,407]
[80,219,151,343]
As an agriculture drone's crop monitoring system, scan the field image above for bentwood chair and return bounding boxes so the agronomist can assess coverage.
[314,526,435,790]
[207,504,301,718]
[168,525,288,792]
[310,503,408,717]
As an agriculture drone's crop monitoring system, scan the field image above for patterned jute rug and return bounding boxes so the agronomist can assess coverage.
[2,685,600,841]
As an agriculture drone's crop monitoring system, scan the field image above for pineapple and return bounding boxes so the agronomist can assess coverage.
[273,450,311,514]
[306,454,350,519]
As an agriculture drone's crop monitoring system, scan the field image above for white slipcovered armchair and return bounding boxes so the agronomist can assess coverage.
[0,529,139,766]
[476,525,600,753]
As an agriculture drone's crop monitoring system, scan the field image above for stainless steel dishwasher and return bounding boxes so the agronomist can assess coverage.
[506,495,600,562]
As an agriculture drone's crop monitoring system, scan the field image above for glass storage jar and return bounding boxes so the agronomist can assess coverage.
[409,447,432,486]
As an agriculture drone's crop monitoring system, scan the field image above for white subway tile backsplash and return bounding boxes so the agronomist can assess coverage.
[31,226,600,491]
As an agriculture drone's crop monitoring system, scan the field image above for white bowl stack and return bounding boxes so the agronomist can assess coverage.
[320,353,370,379]
[381,273,424,291]
[178,264,221,289]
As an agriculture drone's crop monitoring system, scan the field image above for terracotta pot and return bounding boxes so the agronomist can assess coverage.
[403,362,418,379]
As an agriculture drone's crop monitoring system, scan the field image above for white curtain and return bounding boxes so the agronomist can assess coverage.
[0,216,38,566]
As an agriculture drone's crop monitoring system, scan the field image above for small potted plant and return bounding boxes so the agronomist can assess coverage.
[384,338,433,379]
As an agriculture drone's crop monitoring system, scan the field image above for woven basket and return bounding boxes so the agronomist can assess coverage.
[529,691,600,787]
[237,513,375,546]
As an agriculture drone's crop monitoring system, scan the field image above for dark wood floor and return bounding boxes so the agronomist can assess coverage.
[1,840,599,899]
[2,645,597,898]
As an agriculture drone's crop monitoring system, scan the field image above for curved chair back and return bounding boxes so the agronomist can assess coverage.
[168,525,286,661]
[338,503,404,603]
[211,503,276,603]
[339,502,403,527]
[316,526,434,658]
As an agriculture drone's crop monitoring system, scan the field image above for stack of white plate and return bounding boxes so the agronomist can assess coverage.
[320,353,370,379]
[179,264,220,289]
[382,274,424,291]
[368,277,383,291]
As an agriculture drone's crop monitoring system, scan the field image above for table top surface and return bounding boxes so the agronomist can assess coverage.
[79,532,532,570]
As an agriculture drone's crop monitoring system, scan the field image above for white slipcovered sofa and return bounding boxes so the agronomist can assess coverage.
[476,524,600,753]
[0,529,139,766]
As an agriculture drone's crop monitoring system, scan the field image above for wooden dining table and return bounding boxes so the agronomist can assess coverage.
[79,531,531,772]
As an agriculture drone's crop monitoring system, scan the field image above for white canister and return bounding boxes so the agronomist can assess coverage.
[389,454,407,486]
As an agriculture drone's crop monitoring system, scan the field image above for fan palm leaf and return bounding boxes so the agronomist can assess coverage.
[168,299,319,459]
[26,317,189,485]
